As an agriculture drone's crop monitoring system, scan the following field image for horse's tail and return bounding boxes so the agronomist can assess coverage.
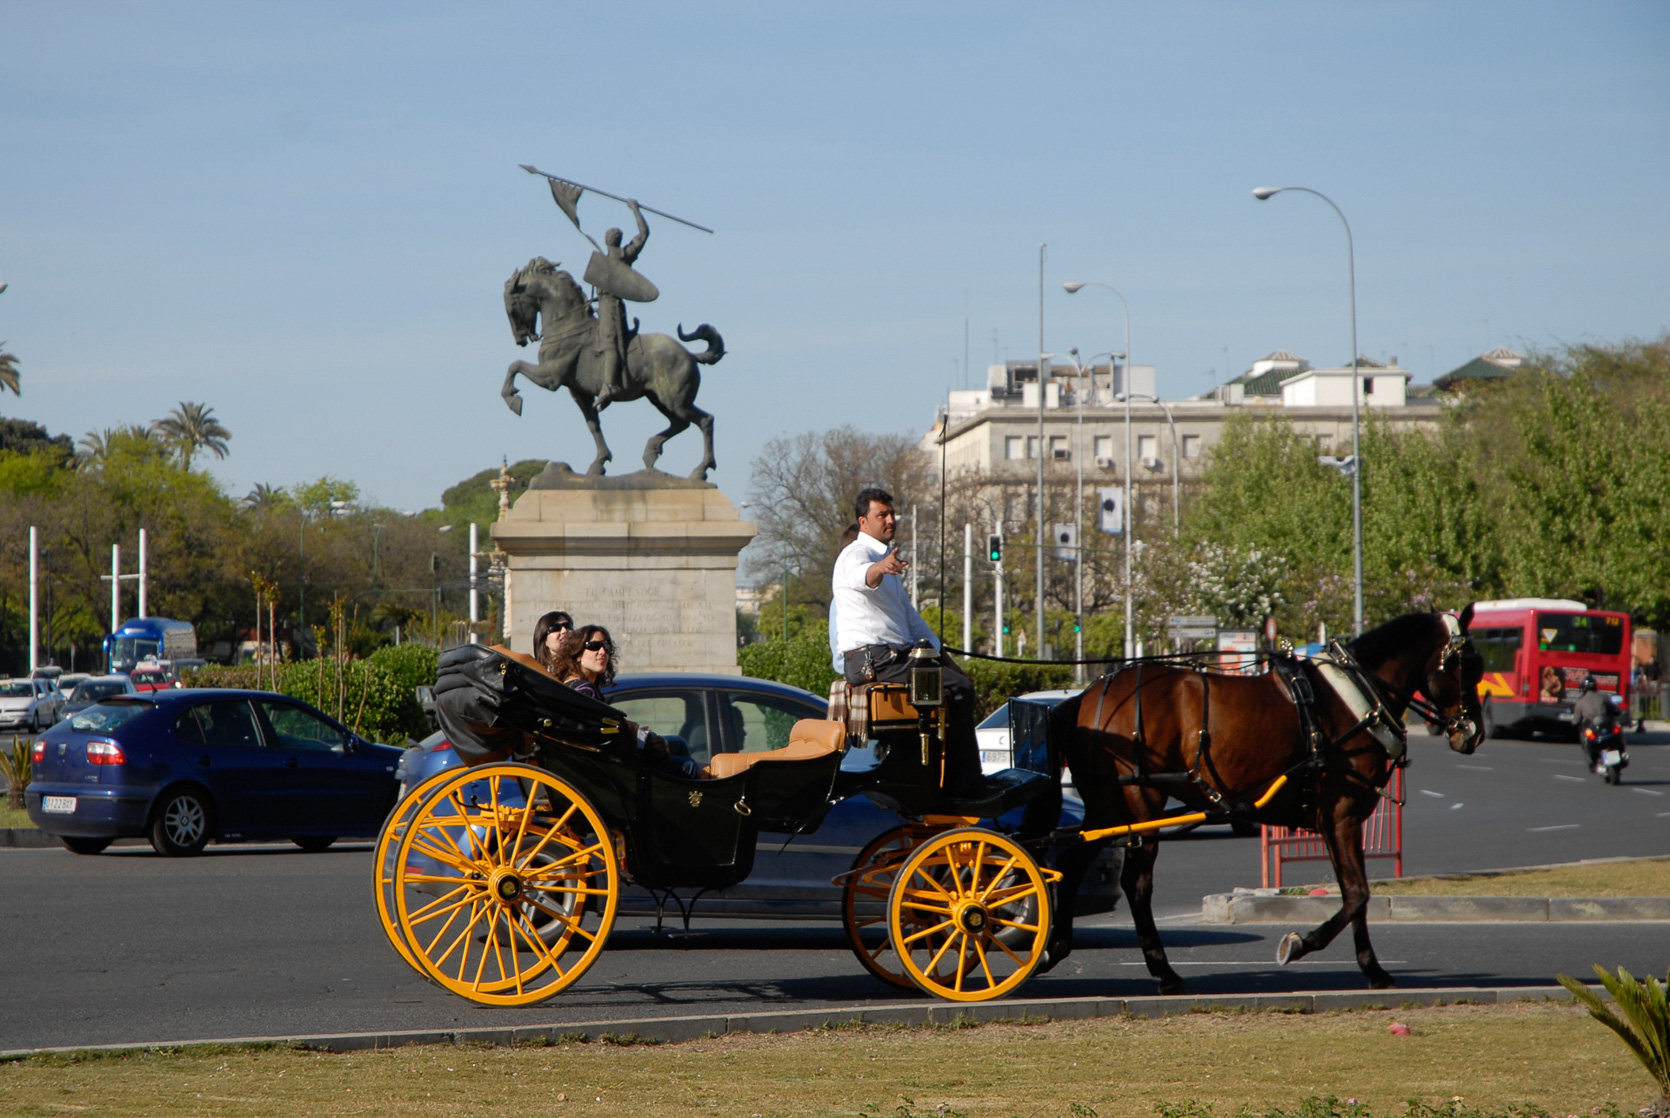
[677,323,725,365]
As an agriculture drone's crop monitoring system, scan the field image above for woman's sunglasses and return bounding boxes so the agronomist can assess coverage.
[553,621,573,631]
[582,640,608,653]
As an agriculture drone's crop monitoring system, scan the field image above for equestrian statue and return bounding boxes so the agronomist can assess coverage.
[501,167,724,481]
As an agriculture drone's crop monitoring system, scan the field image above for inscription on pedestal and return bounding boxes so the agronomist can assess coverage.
[492,481,756,675]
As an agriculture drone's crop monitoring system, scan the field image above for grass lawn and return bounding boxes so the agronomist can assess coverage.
[1286,857,1670,898]
[0,803,32,829]
[0,1002,1660,1118]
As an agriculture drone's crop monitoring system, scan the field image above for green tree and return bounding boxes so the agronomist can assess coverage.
[153,402,231,471]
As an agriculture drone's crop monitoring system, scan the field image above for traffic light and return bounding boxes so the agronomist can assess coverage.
[988,534,1002,563]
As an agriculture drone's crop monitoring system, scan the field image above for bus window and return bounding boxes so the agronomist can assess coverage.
[1473,627,1522,673]
[1536,613,1625,656]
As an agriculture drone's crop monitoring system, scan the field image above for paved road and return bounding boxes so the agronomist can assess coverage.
[2,728,1666,1052]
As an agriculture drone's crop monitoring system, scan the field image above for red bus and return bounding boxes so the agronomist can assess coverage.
[1470,598,1631,740]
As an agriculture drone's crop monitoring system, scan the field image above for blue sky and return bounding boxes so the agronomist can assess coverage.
[2,2,1665,511]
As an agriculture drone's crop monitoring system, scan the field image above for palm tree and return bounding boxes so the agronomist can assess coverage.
[244,482,286,511]
[0,344,18,399]
[75,428,114,472]
[153,401,231,471]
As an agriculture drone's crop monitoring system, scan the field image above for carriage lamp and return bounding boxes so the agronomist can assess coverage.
[908,643,944,709]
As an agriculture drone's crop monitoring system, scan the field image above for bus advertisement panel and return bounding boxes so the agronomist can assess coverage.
[1469,598,1630,739]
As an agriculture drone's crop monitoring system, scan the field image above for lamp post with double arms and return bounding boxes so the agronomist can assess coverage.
[1063,280,1133,659]
[1252,185,1363,636]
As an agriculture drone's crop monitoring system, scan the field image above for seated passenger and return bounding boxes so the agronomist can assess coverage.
[531,610,574,675]
[551,625,701,779]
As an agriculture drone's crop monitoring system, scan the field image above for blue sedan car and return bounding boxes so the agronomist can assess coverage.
[27,689,406,856]
[400,672,1121,921]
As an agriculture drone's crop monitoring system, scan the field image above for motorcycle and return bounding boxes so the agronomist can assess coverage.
[1579,695,1630,785]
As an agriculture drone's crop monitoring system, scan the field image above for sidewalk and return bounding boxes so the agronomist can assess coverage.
[1202,887,1670,923]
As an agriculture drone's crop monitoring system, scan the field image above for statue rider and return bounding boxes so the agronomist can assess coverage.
[593,200,648,410]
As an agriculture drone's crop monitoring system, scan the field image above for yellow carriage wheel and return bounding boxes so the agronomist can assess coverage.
[393,762,619,1006]
[374,769,459,975]
[885,828,1053,1002]
[841,825,934,990]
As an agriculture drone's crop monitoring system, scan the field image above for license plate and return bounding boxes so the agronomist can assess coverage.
[41,795,76,814]
[1601,749,1623,767]
[1557,711,1575,722]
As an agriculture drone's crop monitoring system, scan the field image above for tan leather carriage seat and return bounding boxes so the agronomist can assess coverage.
[706,719,845,780]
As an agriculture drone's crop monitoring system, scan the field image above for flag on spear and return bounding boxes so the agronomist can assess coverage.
[548,178,584,232]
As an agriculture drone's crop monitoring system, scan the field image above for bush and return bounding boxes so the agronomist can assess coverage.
[179,664,262,690]
[279,659,418,744]
[369,642,439,697]
[963,658,1076,721]
[738,630,839,697]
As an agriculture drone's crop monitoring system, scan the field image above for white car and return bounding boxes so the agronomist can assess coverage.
[0,678,66,732]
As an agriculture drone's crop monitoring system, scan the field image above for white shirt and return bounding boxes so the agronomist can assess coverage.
[831,531,940,654]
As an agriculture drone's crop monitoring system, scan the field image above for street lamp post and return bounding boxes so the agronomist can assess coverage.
[1122,392,1182,536]
[1063,281,1133,660]
[1253,185,1363,636]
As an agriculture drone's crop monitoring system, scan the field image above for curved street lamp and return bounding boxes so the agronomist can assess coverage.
[1064,280,1134,661]
[1252,186,1364,637]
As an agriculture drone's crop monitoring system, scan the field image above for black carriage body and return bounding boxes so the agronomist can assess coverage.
[433,645,842,891]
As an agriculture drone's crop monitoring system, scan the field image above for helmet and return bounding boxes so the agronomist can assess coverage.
[1580,675,1597,693]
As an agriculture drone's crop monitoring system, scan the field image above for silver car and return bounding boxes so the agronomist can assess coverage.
[0,678,66,732]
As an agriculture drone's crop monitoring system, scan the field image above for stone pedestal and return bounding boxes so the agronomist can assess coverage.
[491,470,756,675]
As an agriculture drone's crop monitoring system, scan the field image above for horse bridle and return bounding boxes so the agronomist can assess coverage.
[1405,616,1483,745]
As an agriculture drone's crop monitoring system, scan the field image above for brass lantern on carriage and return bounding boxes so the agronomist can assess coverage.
[907,642,944,708]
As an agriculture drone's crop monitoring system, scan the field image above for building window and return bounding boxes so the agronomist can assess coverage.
[1137,435,1158,461]
[1181,435,1201,459]
[1005,436,1025,460]
[1363,376,1375,395]
[1025,436,1040,459]
[1093,435,1112,459]
[1049,435,1068,458]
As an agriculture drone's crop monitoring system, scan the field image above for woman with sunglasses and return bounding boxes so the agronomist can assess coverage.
[550,625,700,778]
[532,610,574,674]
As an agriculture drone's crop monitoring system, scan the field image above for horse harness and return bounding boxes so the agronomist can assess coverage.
[1088,636,1439,829]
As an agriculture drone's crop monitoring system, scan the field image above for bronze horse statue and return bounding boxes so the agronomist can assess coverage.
[1050,606,1485,994]
[501,257,725,480]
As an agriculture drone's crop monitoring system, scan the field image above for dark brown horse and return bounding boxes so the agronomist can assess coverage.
[1050,607,1485,994]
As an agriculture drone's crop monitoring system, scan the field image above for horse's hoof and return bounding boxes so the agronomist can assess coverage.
[1276,931,1304,966]
[1158,978,1186,996]
[1366,969,1396,989]
[503,393,523,416]
[1037,939,1072,974]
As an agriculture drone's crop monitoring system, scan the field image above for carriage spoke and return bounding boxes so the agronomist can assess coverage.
[928,929,962,978]
[418,896,473,958]
[406,834,477,874]
[981,880,1041,908]
[975,855,1024,902]
[903,917,957,949]
[476,909,504,989]
[404,885,475,924]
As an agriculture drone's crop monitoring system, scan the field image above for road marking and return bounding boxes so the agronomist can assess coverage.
[1658,811,1670,818]
[1553,775,1587,783]
[1118,960,1407,967]
[1528,823,1581,832]
[1420,789,1445,798]
[1455,764,1494,771]
[1632,787,1665,797]
[1450,803,1465,810]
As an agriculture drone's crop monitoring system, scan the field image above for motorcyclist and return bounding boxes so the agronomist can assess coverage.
[1572,675,1615,770]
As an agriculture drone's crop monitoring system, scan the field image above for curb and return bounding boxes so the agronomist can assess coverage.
[1202,892,1670,923]
[0,985,1577,1059]
[0,828,54,849]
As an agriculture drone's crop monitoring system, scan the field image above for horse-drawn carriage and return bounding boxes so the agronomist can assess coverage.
[374,611,1484,1007]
